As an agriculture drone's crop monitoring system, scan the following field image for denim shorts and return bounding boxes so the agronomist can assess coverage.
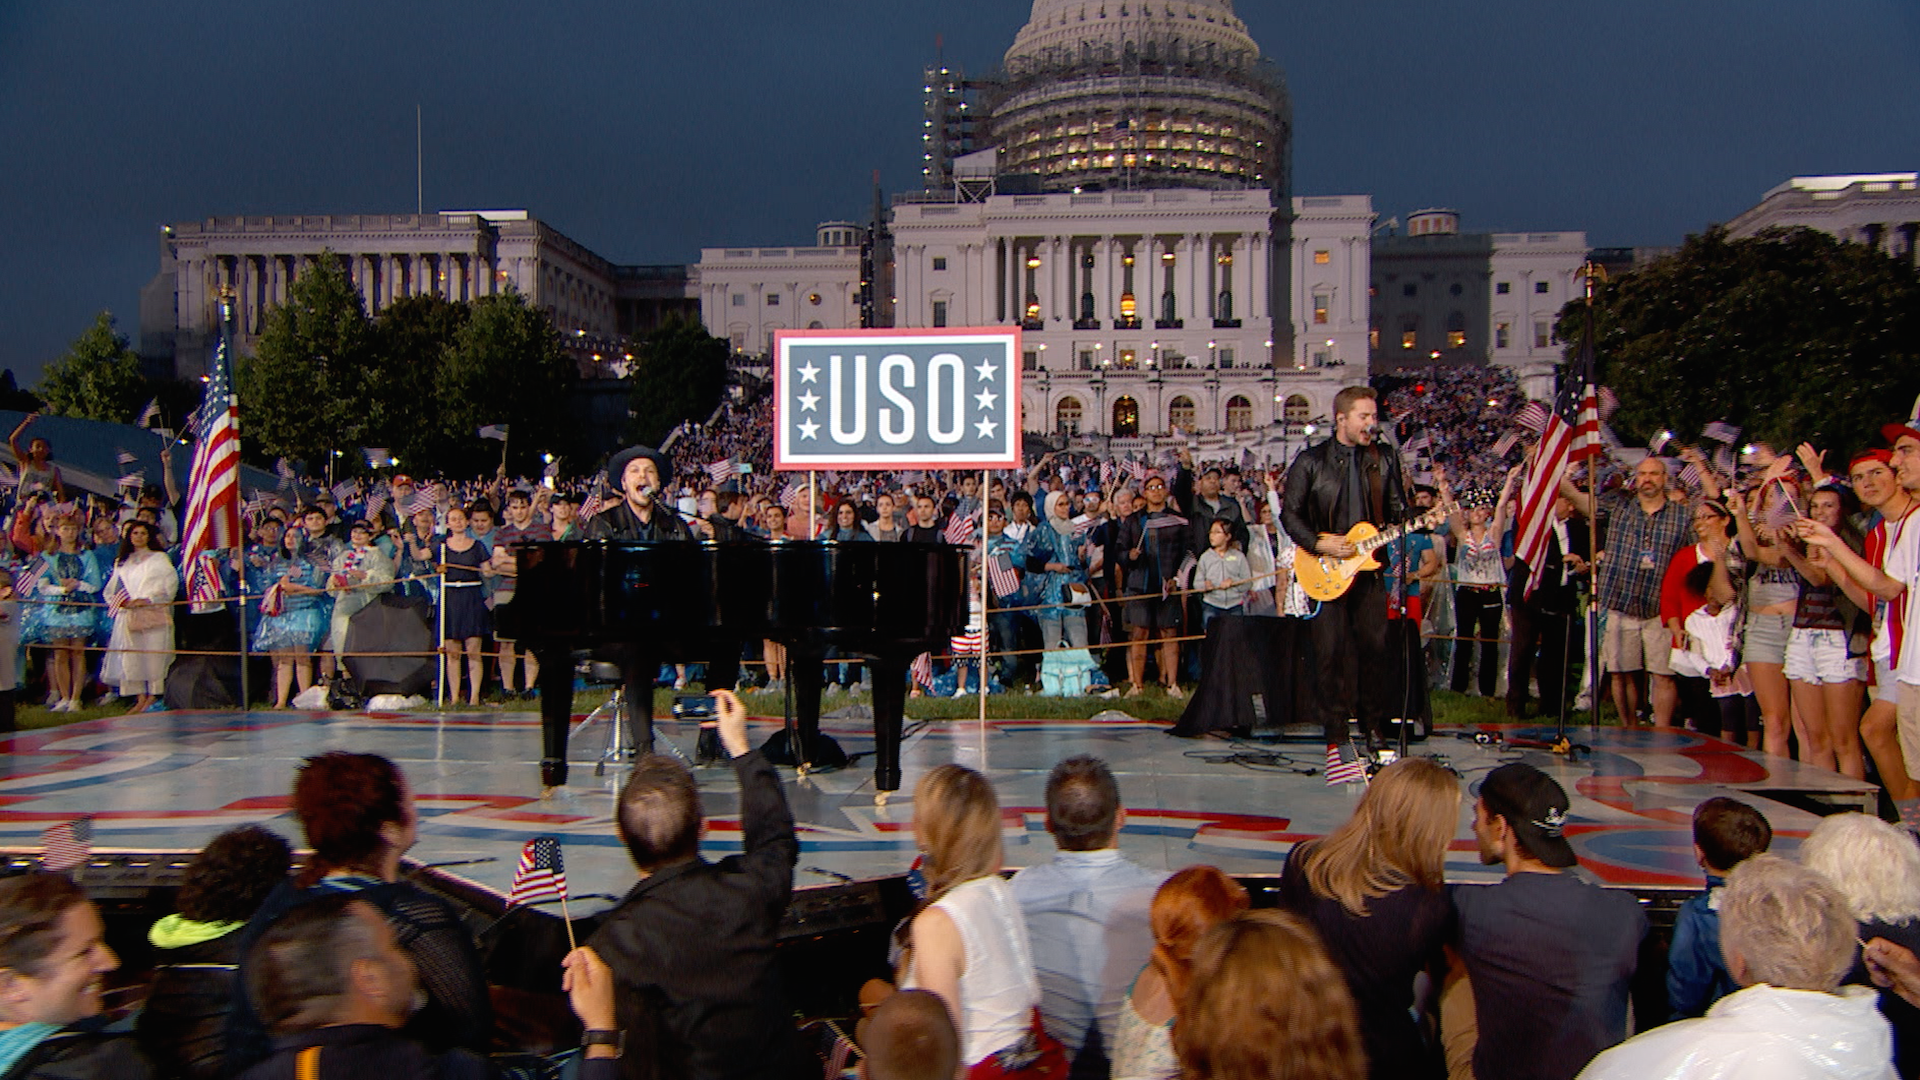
[1742,611,1792,666]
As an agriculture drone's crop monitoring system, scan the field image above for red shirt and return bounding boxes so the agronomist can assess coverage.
[1660,544,1712,634]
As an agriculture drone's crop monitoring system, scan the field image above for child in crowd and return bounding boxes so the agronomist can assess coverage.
[1666,796,1773,1018]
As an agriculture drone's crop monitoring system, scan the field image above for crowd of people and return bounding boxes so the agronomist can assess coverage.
[8,694,1920,1079]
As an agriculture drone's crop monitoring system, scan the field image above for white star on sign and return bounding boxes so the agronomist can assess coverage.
[974,389,997,411]
[797,419,820,440]
[974,417,998,439]
[974,358,996,382]
[797,390,820,411]
[798,361,820,383]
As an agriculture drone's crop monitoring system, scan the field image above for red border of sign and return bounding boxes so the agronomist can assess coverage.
[772,326,1024,472]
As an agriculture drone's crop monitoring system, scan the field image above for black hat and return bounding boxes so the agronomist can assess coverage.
[1478,763,1577,868]
[606,445,670,491]
[550,488,580,505]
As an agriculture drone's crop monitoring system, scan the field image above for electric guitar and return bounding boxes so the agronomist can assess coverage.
[1293,504,1452,602]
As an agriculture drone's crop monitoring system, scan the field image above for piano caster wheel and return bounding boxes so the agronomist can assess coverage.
[874,791,891,808]
[797,764,811,780]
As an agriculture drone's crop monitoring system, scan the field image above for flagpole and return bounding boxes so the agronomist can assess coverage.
[559,894,577,951]
[1578,262,1602,743]
[217,289,252,711]
[977,468,988,755]
[807,471,817,537]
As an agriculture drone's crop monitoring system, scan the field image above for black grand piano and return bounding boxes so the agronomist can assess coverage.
[498,539,971,796]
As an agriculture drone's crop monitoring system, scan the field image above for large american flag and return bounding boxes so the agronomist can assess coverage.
[180,317,242,609]
[1569,385,1604,463]
[1513,411,1574,599]
[508,836,568,906]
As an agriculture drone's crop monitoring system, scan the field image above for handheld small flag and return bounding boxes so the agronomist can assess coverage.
[1701,420,1741,445]
[139,399,161,428]
[478,424,510,442]
[988,553,1020,599]
[508,837,568,906]
[1324,745,1367,786]
[1513,402,1550,435]
[942,512,976,545]
[42,817,94,872]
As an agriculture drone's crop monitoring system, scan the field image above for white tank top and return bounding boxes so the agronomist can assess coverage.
[904,875,1041,1065]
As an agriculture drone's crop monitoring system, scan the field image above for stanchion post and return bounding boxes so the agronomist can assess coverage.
[235,546,250,709]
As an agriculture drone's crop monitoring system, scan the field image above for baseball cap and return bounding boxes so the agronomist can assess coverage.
[1883,421,1920,447]
[391,474,415,487]
[1850,449,1893,472]
[1478,763,1577,868]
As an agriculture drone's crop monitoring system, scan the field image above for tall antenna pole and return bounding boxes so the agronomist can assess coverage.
[416,104,423,215]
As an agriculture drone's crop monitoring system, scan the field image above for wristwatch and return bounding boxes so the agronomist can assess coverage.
[583,1029,624,1057]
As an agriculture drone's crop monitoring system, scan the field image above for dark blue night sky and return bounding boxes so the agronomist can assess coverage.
[1,0,1914,380]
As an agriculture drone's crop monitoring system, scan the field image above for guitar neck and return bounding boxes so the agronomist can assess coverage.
[1357,511,1437,555]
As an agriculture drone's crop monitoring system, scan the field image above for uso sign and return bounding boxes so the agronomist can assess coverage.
[772,328,1022,470]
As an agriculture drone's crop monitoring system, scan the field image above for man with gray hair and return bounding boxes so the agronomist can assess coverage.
[1009,755,1168,1071]
[1577,854,1894,1079]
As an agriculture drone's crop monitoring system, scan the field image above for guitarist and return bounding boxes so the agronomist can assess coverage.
[1281,386,1411,759]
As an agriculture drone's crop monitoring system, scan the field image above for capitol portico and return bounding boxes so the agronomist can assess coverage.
[885,187,1369,439]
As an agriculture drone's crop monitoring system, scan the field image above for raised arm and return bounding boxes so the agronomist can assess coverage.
[1797,518,1902,601]
[7,414,31,465]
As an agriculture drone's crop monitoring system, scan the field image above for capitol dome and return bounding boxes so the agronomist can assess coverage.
[986,0,1290,194]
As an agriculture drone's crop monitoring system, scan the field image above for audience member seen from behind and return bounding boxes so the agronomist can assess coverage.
[1666,797,1773,1020]
[856,989,960,1080]
[239,893,622,1080]
[1799,812,1920,1079]
[1109,866,1247,1080]
[1578,854,1893,1080]
[0,872,151,1078]
[1174,910,1365,1080]
[587,688,813,1080]
[225,753,490,1075]
[1452,763,1647,1080]
[137,825,292,1080]
[900,763,1060,1078]
[1009,755,1168,1070]
[1279,757,1461,1080]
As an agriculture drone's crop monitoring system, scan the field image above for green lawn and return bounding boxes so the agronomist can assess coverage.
[7,685,1620,732]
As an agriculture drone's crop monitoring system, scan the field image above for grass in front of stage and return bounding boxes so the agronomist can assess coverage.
[8,685,1623,732]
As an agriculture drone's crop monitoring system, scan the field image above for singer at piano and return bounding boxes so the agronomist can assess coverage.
[528,445,737,786]
[1281,386,1413,759]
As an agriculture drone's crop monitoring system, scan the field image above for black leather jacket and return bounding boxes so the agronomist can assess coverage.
[1281,437,1410,553]
[585,501,695,542]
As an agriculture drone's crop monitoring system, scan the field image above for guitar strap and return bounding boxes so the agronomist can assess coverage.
[1364,446,1386,525]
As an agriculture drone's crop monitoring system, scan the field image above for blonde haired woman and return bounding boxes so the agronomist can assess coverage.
[1278,757,1461,1079]
[1176,911,1366,1080]
[900,763,1060,1078]
[1799,811,1920,1078]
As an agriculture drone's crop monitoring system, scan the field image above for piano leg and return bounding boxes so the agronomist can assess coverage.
[536,646,572,789]
[624,644,658,756]
[760,651,848,770]
[869,655,908,799]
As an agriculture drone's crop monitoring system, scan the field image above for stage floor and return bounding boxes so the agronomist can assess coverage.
[0,706,1879,912]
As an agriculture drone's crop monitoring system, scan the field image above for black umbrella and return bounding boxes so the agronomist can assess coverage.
[343,593,436,697]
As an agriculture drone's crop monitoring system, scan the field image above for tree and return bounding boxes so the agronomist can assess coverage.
[38,312,145,421]
[1558,226,1920,455]
[368,293,470,472]
[626,317,729,446]
[435,291,576,474]
[236,251,374,467]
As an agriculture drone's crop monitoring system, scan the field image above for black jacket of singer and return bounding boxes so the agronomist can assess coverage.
[1280,436,1411,554]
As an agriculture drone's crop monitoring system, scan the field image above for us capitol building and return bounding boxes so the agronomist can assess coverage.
[141,0,1583,444]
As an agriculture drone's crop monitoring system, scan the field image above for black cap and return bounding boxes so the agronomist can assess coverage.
[606,445,669,491]
[1478,763,1577,868]
[550,488,580,505]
